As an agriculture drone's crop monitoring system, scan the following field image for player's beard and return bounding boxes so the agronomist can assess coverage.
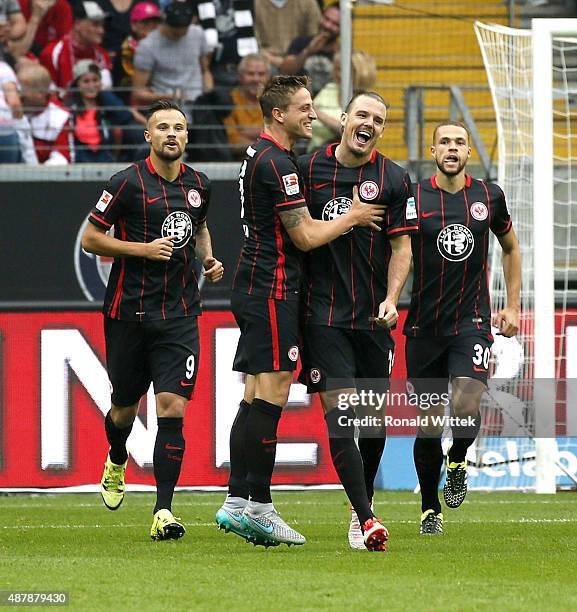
[436,157,466,177]
[154,141,183,161]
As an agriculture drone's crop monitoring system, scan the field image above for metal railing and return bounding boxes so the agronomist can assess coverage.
[0,85,262,164]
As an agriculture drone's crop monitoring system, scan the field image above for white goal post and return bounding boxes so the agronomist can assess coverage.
[475,19,577,493]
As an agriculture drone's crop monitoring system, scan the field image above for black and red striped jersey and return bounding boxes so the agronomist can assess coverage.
[403,175,512,338]
[298,144,417,330]
[232,132,308,301]
[88,157,210,321]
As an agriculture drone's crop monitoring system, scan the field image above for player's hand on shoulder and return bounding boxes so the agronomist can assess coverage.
[373,298,398,329]
[492,306,519,337]
[203,256,224,283]
[350,185,385,231]
[144,236,175,261]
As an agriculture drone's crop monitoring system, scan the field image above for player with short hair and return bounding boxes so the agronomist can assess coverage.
[82,99,224,541]
[298,91,417,551]
[215,76,386,547]
[404,121,520,535]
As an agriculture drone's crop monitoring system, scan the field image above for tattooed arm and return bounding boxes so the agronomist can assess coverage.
[278,186,386,251]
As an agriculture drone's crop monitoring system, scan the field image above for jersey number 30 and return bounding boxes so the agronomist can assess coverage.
[472,343,490,369]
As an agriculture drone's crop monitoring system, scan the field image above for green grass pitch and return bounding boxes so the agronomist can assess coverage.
[1,491,576,611]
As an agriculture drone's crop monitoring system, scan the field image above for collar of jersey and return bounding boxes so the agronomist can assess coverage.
[325,142,377,164]
[145,156,185,178]
[430,174,472,190]
[259,131,289,151]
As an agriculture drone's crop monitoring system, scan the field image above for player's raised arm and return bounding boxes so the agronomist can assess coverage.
[278,186,384,252]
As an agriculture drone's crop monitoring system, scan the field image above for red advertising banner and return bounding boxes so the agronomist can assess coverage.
[2,311,402,489]
[2,310,575,489]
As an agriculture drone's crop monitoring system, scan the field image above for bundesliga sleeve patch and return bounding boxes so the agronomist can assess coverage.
[405,196,417,220]
[282,173,300,196]
[95,190,113,212]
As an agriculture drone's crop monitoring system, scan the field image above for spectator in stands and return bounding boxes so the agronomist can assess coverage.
[39,1,112,89]
[307,50,377,152]
[0,0,26,60]
[193,0,258,89]
[280,1,340,96]
[222,52,268,158]
[17,61,71,163]
[132,1,213,117]
[254,0,320,71]
[9,0,72,59]
[93,0,152,61]
[114,1,161,100]
[0,58,23,162]
[65,58,143,162]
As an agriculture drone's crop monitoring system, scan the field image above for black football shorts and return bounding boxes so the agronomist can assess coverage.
[298,324,394,393]
[231,292,300,374]
[104,316,200,406]
[405,333,494,395]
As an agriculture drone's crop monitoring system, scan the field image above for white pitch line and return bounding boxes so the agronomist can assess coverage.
[1,498,574,510]
[2,518,576,530]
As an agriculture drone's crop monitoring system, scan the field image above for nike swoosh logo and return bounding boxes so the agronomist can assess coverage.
[261,438,277,445]
[180,380,195,387]
[252,518,274,534]
[473,366,487,372]
[165,444,184,451]
[226,510,243,521]
[147,196,163,204]
[313,182,330,189]
[422,211,437,218]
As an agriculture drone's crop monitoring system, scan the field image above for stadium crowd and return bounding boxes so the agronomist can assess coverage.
[0,0,353,163]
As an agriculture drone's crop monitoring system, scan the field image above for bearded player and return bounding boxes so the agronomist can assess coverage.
[404,122,521,535]
[298,92,417,551]
[82,100,224,540]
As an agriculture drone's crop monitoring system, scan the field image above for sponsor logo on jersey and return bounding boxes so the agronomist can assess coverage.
[405,196,417,220]
[322,197,353,234]
[162,211,193,249]
[436,224,474,262]
[282,173,300,196]
[95,190,113,212]
[470,201,488,221]
[288,346,299,361]
[359,180,379,200]
[310,368,321,384]
[187,189,202,208]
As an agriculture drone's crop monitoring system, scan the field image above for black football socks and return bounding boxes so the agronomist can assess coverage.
[448,412,481,464]
[104,410,133,465]
[244,399,282,504]
[227,399,251,499]
[326,408,374,525]
[153,417,185,513]
[414,432,443,514]
[358,436,386,503]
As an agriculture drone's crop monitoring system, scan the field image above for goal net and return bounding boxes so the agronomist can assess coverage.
[473,19,577,492]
